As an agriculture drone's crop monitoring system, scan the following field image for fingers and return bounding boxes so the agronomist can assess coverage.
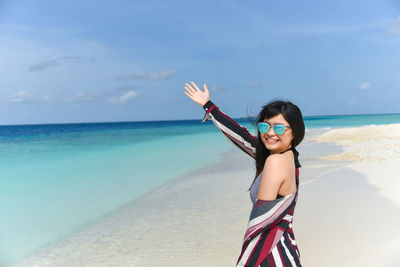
[203,83,209,92]
[185,82,193,90]
[190,81,201,91]
[184,83,194,91]
[184,91,193,99]
[184,83,196,95]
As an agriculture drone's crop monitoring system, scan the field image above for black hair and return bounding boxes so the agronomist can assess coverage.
[247,99,305,191]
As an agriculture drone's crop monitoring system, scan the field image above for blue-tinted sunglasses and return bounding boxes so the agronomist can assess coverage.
[257,122,291,136]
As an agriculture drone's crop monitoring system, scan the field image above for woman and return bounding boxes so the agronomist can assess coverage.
[184,81,305,267]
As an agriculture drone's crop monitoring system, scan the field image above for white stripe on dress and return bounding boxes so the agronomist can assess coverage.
[271,245,283,267]
[210,113,256,154]
[287,232,297,246]
[282,214,293,222]
[281,236,297,266]
[236,233,262,267]
[247,194,293,228]
[245,194,294,241]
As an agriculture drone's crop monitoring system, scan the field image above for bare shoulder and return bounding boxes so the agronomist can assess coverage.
[257,154,292,200]
[265,153,292,169]
[265,152,287,161]
[263,154,288,181]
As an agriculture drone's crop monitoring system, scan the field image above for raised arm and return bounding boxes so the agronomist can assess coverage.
[201,100,258,159]
[184,81,258,159]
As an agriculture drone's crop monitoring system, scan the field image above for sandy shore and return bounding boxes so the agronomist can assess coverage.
[296,123,400,266]
[12,125,400,267]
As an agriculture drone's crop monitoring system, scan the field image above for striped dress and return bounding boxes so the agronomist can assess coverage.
[201,100,302,267]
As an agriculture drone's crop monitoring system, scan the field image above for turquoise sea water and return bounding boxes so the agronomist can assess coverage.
[0,113,399,265]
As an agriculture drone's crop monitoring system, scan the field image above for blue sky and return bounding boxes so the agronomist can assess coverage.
[0,0,399,124]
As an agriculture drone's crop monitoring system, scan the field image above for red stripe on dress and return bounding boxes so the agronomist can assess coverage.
[244,196,294,240]
[266,253,276,266]
[254,227,284,266]
[206,105,216,113]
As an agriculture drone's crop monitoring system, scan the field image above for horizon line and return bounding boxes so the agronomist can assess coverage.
[1,111,400,127]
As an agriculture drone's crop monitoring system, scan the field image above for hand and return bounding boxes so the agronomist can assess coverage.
[184,81,210,107]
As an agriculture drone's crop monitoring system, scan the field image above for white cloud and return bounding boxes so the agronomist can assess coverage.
[75,91,94,102]
[115,69,177,81]
[8,90,56,104]
[8,90,98,104]
[28,59,60,72]
[387,15,400,35]
[8,90,32,103]
[359,82,371,90]
[108,90,137,104]
[28,56,95,72]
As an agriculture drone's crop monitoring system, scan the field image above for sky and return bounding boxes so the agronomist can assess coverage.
[0,0,400,125]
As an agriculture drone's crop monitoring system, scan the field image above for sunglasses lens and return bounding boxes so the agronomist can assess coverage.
[273,124,286,135]
[258,123,270,133]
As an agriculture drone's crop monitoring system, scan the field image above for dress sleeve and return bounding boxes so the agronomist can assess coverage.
[201,100,258,159]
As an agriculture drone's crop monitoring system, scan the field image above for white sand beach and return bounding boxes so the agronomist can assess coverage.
[296,123,400,266]
[13,124,400,267]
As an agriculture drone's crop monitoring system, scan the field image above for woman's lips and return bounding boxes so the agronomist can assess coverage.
[266,138,279,144]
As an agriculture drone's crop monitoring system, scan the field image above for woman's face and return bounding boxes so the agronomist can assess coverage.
[259,114,294,154]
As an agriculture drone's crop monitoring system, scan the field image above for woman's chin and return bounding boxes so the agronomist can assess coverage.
[264,143,279,151]
[264,143,290,153]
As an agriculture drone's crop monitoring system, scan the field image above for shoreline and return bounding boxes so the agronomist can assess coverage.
[12,124,400,266]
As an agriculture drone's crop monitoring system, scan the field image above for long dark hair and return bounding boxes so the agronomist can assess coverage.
[247,99,305,191]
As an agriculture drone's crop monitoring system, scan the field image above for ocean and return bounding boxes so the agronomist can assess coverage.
[1,113,399,265]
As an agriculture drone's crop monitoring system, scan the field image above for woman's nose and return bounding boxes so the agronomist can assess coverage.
[267,126,275,136]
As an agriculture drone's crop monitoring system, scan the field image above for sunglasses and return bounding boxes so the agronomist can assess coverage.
[257,122,291,136]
